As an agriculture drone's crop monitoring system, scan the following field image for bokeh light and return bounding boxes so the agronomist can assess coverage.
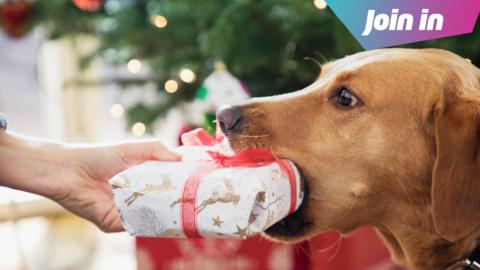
[127,59,142,74]
[313,0,328,10]
[165,80,179,93]
[110,103,124,118]
[151,15,168,28]
[179,68,196,83]
[132,122,146,136]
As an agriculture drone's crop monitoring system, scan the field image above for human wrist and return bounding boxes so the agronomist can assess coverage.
[0,131,72,198]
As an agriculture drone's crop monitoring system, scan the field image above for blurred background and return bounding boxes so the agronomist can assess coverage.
[0,0,478,269]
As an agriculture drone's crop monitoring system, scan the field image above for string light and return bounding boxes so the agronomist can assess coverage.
[127,59,142,74]
[313,0,328,9]
[110,103,124,118]
[151,15,168,28]
[132,122,146,136]
[179,68,196,83]
[165,79,179,93]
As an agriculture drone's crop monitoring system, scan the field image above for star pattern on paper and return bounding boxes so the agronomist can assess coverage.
[212,215,223,228]
[233,225,248,238]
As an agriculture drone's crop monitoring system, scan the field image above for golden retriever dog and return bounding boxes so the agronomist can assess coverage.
[216,48,480,270]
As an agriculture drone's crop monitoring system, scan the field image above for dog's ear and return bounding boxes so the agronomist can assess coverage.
[432,94,480,242]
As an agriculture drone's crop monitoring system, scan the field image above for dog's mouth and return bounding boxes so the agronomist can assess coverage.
[224,132,313,240]
[264,169,312,239]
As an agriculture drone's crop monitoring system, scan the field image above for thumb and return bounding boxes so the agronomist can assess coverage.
[117,140,182,167]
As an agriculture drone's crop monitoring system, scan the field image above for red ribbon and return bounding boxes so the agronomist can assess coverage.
[180,129,298,238]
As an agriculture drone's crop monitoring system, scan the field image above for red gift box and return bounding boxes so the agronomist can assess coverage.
[136,227,404,270]
[136,237,309,270]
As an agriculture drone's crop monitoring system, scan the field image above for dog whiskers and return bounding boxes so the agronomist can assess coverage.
[393,175,412,205]
[268,144,275,155]
[326,236,343,262]
[312,232,343,262]
[240,124,265,128]
[224,134,270,138]
[295,242,313,261]
[233,145,254,154]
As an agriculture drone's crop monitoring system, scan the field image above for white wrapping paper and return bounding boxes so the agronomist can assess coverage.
[110,146,304,239]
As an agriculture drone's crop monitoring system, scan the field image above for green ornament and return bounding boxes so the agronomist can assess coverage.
[203,112,216,135]
[197,86,208,101]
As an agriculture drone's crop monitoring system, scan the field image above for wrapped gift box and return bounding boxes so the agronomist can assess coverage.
[110,129,304,239]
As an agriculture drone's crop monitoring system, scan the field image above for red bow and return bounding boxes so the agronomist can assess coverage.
[180,128,298,238]
[206,148,280,166]
[181,128,218,146]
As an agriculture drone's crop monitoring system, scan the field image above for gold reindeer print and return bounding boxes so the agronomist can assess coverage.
[124,176,176,206]
[125,192,144,206]
[196,179,240,213]
[248,212,259,224]
[143,177,175,192]
[111,176,134,189]
[263,210,274,231]
[169,197,194,208]
[255,191,266,203]
[111,184,123,189]
[169,198,181,208]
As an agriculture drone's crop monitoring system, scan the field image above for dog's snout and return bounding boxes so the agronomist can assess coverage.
[216,105,243,134]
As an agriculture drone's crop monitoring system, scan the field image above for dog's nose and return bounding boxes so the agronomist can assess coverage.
[216,105,243,134]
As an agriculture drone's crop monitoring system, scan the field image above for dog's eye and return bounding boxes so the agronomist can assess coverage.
[335,88,361,109]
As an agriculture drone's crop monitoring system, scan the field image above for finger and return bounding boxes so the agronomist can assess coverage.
[99,205,125,233]
[119,140,182,166]
[107,218,125,233]
[149,142,182,161]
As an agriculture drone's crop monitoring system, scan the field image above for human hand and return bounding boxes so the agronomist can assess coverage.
[0,132,181,232]
[49,141,181,232]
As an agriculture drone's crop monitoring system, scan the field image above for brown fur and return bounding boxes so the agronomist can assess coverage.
[224,48,480,269]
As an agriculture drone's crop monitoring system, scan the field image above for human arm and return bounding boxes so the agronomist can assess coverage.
[0,131,181,232]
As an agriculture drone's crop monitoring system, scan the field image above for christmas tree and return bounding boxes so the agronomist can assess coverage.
[5,0,479,129]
